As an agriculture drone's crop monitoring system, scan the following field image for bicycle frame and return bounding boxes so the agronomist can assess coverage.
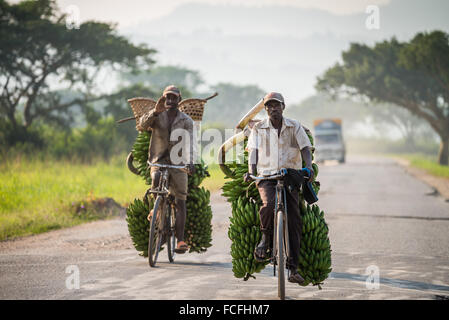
[144,162,187,201]
[146,162,187,267]
[249,168,310,299]
[272,179,290,274]
[146,163,187,232]
[249,172,289,273]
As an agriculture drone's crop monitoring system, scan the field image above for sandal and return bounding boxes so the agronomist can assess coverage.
[174,241,189,254]
[288,270,305,284]
[254,246,269,262]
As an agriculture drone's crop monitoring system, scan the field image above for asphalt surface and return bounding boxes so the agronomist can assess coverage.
[1,155,449,300]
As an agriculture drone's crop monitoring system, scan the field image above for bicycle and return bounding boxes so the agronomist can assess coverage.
[145,162,188,267]
[249,167,311,300]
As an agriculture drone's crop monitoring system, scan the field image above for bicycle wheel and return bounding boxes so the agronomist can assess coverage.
[167,204,176,263]
[148,196,164,267]
[276,210,285,300]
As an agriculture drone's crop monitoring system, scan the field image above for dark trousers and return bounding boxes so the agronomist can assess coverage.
[257,180,302,269]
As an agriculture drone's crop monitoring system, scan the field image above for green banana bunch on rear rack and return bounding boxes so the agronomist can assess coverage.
[126,131,213,256]
[221,134,332,288]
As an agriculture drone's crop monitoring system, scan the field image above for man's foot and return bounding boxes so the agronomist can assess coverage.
[147,209,154,221]
[254,232,271,262]
[254,247,269,262]
[288,269,305,284]
[174,241,189,254]
[147,209,162,222]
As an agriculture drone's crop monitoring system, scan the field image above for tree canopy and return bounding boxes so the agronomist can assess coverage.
[0,0,156,135]
[316,30,449,165]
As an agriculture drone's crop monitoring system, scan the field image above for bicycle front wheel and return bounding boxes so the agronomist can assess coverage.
[149,196,164,267]
[167,204,176,263]
[276,210,285,300]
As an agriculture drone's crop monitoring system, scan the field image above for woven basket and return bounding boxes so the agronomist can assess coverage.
[127,97,156,131]
[178,98,207,121]
[127,97,207,131]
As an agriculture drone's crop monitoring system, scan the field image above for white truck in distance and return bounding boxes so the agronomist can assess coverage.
[313,119,346,163]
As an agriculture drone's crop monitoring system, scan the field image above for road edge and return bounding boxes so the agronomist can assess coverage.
[390,156,449,201]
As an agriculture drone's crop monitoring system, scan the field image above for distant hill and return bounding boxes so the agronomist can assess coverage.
[125,0,449,39]
[121,0,449,103]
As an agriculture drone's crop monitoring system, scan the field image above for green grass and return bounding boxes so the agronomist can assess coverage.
[0,155,148,241]
[389,153,449,178]
[201,163,227,192]
[0,154,234,241]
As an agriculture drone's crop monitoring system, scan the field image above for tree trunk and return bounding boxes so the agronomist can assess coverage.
[438,135,449,166]
[404,134,415,151]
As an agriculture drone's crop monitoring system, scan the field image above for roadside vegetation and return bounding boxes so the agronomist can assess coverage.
[0,155,228,241]
[0,155,147,240]
[394,154,449,179]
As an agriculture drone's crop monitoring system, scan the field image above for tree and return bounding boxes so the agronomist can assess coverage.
[103,83,158,148]
[121,65,204,95]
[369,103,436,148]
[0,0,155,143]
[316,31,449,165]
[204,82,265,127]
[284,93,371,131]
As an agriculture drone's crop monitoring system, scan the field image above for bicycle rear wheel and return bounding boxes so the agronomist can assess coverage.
[277,210,285,300]
[167,204,176,263]
[148,196,164,267]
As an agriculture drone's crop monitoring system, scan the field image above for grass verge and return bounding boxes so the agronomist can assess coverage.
[200,163,227,192]
[0,154,148,241]
[0,156,232,241]
[388,153,449,178]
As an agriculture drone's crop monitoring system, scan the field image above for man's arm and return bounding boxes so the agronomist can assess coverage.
[245,126,258,181]
[185,118,196,175]
[300,146,314,181]
[139,96,165,131]
[296,123,314,181]
[248,149,258,176]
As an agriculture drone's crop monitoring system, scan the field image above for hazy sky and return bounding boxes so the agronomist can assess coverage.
[27,0,391,28]
[9,0,448,104]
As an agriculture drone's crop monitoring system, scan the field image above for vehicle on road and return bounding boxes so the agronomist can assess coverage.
[313,119,346,163]
[249,168,311,300]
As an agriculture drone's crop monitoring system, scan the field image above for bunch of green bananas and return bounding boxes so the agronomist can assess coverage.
[221,135,331,288]
[127,131,213,257]
[185,186,213,253]
[126,198,152,257]
[221,158,259,203]
[189,159,211,188]
[297,203,332,288]
[132,131,152,185]
[221,146,266,280]
[228,195,269,279]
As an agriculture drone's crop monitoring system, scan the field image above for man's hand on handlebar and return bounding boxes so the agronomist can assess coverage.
[244,164,257,183]
[187,164,196,176]
[304,166,315,182]
[243,172,252,183]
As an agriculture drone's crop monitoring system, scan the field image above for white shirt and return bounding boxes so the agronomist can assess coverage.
[247,117,312,176]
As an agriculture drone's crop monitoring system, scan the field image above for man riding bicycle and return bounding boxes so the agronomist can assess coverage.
[139,85,195,254]
[244,92,314,284]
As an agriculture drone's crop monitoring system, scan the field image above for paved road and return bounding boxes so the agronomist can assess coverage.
[1,155,448,300]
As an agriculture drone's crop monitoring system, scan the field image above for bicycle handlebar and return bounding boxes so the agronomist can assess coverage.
[147,162,188,170]
[248,168,311,181]
[249,173,283,181]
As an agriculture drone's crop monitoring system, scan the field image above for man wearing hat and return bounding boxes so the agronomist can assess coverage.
[244,92,314,284]
[139,85,195,253]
